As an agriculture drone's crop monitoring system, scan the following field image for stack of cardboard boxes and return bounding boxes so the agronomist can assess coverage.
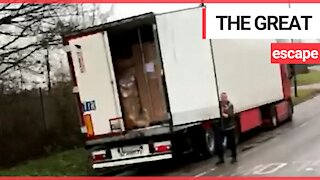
[140,42,168,124]
[115,41,168,130]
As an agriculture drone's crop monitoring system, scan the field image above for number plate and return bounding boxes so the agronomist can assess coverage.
[119,145,143,156]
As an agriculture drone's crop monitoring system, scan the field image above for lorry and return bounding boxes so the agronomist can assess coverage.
[62,6,294,171]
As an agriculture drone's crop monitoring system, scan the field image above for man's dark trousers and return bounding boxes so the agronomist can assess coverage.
[215,128,237,161]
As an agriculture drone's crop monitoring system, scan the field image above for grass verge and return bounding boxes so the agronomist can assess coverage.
[296,70,320,86]
[292,89,320,105]
[0,148,88,176]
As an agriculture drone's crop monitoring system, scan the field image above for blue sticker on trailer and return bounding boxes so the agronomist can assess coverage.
[83,101,96,112]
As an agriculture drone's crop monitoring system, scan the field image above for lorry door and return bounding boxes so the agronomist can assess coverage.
[68,32,122,136]
[155,7,221,126]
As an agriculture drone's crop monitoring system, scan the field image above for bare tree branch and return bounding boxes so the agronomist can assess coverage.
[0,26,30,50]
[0,5,48,25]
[0,4,113,90]
[0,4,11,11]
[0,46,41,75]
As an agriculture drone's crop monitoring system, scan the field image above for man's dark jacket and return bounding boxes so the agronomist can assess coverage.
[218,101,235,131]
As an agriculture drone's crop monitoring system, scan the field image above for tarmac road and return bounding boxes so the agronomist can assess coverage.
[113,95,320,176]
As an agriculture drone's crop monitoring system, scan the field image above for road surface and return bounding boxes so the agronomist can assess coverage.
[113,95,320,176]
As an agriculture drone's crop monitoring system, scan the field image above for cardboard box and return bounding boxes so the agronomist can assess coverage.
[142,42,168,123]
[122,97,150,130]
[115,56,150,130]
[118,67,138,98]
[116,41,168,130]
[142,42,157,62]
[132,44,154,122]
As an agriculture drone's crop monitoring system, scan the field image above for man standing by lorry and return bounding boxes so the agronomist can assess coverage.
[215,92,238,165]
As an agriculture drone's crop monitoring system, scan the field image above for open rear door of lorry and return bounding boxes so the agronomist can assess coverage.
[67,32,123,137]
[155,7,221,126]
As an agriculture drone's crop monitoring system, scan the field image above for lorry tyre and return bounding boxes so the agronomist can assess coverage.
[270,106,278,128]
[199,127,215,158]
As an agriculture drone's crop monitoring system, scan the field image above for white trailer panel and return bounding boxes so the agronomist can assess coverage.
[211,39,284,113]
[69,33,122,136]
[156,8,220,126]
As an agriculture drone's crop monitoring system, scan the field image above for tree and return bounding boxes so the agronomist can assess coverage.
[0,4,113,91]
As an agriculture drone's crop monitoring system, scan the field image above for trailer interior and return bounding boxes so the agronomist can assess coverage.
[106,17,170,131]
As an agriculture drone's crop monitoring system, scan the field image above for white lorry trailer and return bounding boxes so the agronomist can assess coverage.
[62,7,293,170]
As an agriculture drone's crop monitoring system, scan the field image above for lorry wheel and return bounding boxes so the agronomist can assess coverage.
[270,106,278,128]
[199,127,215,158]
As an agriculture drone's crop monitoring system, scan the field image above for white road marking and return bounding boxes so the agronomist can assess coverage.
[246,164,266,175]
[300,160,320,172]
[298,122,309,128]
[252,163,287,175]
[194,171,208,177]
[305,168,314,171]
[193,167,215,177]
[210,168,216,171]
[235,164,267,176]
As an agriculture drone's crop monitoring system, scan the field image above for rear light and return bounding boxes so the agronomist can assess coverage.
[83,114,94,137]
[155,145,171,153]
[92,154,106,161]
[91,150,111,162]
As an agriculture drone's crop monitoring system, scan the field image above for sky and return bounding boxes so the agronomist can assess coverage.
[99,3,199,21]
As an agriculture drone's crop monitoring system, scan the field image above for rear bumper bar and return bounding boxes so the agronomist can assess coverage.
[93,153,172,169]
[86,125,171,146]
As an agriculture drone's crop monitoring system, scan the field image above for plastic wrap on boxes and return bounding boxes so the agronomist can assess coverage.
[119,75,138,98]
[115,41,168,130]
[117,63,150,130]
